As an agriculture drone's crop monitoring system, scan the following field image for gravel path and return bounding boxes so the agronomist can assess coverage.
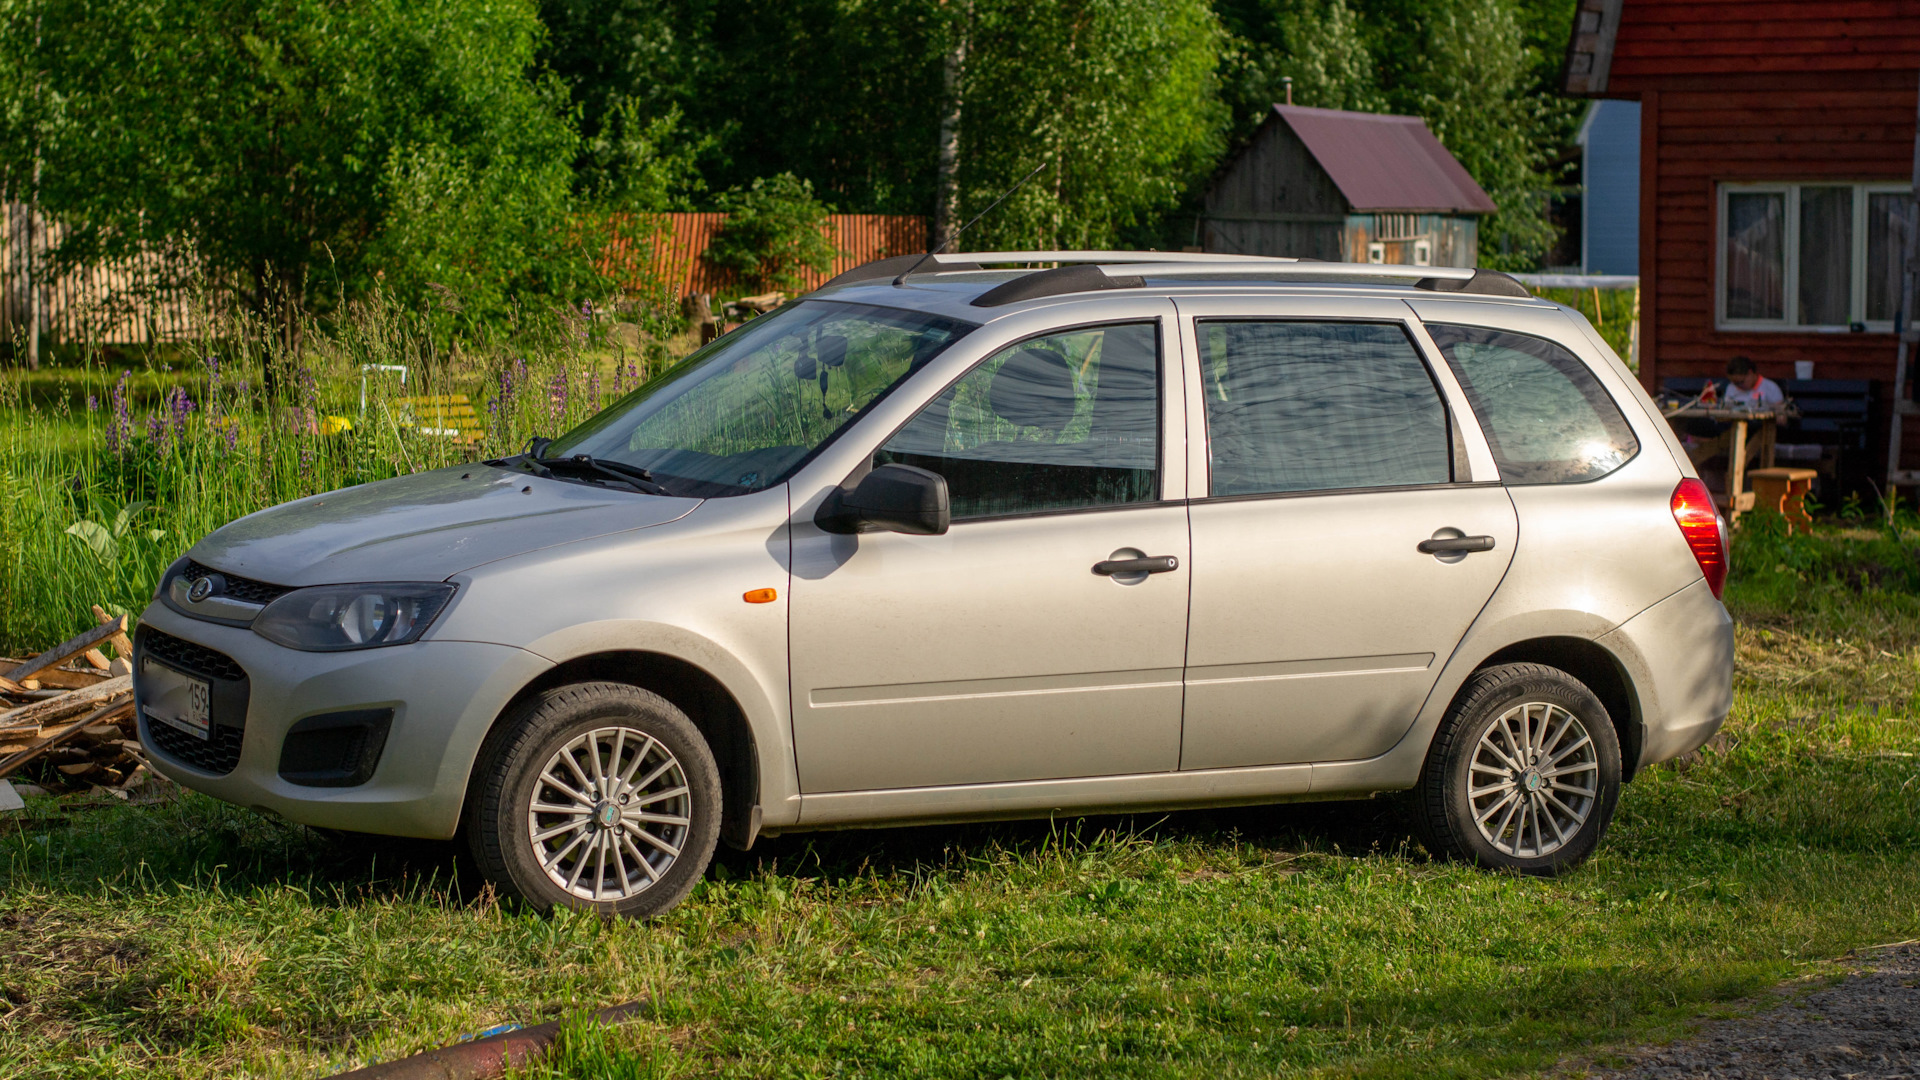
[1583,944,1920,1079]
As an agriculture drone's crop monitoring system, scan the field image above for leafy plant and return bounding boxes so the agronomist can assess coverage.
[65,500,165,563]
[703,173,841,294]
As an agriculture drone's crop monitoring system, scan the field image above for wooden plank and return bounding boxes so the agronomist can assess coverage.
[1629,18,1920,42]
[0,698,135,780]
[29,668,109,690]
[92,605,135,660]
[1621,2,1920,25]
[1615,54,1919,76]
[0,675,131,731]
[1640,89,1661,391]
[3,616,128,685]
[1661,125,1913,144]
[1662,90,1915,111]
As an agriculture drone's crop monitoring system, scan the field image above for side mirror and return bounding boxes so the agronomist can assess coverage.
[816,464,950,535]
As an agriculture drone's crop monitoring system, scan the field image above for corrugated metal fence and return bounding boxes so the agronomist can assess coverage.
[0,209,929,345]
[605,213,928,297]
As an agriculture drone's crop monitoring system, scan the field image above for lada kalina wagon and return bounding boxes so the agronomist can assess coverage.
[134,253,1734,917]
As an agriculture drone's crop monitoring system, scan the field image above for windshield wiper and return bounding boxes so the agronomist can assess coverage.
[530,454,674,496]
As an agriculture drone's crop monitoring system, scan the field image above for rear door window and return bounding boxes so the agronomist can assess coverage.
[876,322,1161,520]
[1197,320,1452,497]
[1424,324,1639,484]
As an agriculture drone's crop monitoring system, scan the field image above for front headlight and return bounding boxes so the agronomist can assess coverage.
[253,583,456,652]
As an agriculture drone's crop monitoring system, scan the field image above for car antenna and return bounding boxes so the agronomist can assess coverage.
[893,158,1052,287]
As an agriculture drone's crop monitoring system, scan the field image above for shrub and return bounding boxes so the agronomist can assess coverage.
[703,174,841,295]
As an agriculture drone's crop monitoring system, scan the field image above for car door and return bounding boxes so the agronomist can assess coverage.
[788,314,1192,793]
[1174,297,1518,771]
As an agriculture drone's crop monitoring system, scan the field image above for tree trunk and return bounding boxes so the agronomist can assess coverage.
[931,3,970,251]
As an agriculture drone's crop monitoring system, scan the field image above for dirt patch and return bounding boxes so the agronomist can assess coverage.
[1583,944,1920,1079]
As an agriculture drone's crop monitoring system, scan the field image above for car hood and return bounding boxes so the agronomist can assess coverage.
[187,464,701,587]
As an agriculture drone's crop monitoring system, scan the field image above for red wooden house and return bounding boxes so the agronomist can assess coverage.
[1564,0,1920,482]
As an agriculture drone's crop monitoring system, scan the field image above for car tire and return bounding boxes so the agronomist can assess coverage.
[465,681,721,917]
[1409,663,1621,875]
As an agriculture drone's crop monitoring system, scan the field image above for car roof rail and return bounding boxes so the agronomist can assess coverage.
[818,251,1533,303]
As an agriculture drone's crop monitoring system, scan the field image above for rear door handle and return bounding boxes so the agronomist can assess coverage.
[1093,555,1180,576]
[1417,535,1496,555]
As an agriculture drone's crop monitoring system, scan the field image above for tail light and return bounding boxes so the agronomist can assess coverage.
[1671,478,1727,599]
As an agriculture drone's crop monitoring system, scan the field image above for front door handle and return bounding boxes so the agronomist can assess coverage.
[1417,535,1496,555]
[1093,555,1180,576]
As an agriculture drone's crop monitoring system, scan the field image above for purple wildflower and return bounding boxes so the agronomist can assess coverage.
[589,369,602,409]
[86,395,98,412]
[222,422,239,452]
[105,371,133,455]
[167,386,197,435]
[548,369,570,423]
[147,413,169,456]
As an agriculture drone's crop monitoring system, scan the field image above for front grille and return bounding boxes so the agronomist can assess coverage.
[141,626,246,682]
[137,626,249,776]
[182,559,295,606]
[148,720,245,775]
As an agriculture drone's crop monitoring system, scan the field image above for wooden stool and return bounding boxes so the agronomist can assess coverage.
[1747,467,1817,533]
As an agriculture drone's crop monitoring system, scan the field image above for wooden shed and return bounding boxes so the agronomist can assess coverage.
[1200,105,1497,267]
[1563,0,1920,477]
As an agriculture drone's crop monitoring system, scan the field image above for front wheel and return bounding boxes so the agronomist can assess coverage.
[1410,663,1621,875]
[465,682,721,917]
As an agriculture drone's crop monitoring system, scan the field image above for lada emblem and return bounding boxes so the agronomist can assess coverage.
[187,575,222,603]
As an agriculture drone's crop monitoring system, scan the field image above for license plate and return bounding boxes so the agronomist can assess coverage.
[140,657,212,741]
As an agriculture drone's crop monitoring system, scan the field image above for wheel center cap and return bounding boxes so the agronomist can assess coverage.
[594,801,621,828]
[1521,771,1543,792]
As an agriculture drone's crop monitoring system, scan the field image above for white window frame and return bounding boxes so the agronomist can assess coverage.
[1715,181,1910,333]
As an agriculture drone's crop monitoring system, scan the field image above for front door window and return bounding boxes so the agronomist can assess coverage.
[876,322,1161,518]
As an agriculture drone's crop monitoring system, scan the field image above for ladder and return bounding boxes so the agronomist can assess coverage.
[1886,72,1920,498]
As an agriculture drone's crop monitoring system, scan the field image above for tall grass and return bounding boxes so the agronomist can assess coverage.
[0,297,680,653]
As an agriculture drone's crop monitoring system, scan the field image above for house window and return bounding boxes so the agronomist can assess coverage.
[1718,183,1913,331]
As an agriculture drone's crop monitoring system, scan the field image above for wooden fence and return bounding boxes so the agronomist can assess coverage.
[1,203,201,347]
[0,209,929,346]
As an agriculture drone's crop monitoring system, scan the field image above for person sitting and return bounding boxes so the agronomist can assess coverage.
[1722,355,1784,412]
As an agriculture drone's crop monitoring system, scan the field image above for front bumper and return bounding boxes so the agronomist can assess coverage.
[134,602,550,838]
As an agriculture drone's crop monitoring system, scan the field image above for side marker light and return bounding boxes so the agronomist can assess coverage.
[743,588,778,604]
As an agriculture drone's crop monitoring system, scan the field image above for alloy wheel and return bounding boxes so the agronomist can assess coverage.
[527,726,692,901]
[1468,701,1600,858]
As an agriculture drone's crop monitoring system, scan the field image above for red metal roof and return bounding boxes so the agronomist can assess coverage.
[1273,105,1497,214]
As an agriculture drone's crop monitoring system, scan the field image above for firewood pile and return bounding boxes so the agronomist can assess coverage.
[0,606,156,799]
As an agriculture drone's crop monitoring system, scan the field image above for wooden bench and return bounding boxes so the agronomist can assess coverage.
[1748,467,1817,533]
[398,394,485,447]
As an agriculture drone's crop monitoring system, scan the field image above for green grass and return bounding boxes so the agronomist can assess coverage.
[2,524,1917,1078]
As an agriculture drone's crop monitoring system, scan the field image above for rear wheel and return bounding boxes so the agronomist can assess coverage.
[1410,663,1620,875]
[465,682,721,917]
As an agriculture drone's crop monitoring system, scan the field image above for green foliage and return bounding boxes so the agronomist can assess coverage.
[958,0,1228,251]
[540,0,946,215]
[703,174,841,294]
[1382,0,1574,269]
[1218,0,1385,126]
[0,0,685,335]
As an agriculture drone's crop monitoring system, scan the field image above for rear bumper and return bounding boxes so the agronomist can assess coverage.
[134,603,550,838]
[1598,577,1734,771]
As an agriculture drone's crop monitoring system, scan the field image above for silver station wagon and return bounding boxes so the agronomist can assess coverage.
[134,253,1734,917]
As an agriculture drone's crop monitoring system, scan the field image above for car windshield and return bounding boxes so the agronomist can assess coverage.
[547,300,976,497]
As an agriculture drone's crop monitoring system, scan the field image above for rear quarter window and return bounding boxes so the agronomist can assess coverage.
[1424,324,1639,485]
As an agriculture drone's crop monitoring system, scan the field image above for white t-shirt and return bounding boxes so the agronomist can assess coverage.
[1723,375,1784,411]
